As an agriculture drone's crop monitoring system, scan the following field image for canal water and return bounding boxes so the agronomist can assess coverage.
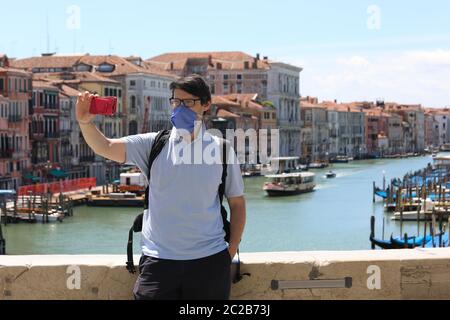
[3,155,437,255]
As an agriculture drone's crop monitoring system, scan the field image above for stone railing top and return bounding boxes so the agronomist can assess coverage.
[1,248,450,267]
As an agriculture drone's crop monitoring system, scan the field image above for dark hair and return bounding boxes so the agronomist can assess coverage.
[169,74,211,105]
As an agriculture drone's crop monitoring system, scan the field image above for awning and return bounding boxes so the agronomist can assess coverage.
[49,169,69,178]
[24,173,41,183]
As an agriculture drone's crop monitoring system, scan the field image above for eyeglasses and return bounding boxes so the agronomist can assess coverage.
[169,98,202,108]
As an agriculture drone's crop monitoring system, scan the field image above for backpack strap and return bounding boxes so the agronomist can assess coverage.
[144,129,171,210]
[126,129,171,274]
[218,138,230,243]
[218,139,250,284]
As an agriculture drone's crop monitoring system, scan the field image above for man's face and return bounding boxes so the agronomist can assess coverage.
[171,89,210,118]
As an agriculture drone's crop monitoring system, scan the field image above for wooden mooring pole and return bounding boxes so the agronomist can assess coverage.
[448,217,450,247]
[0,219,5,255]
[372,181,376,203]
[1,198,7,226]
[370,216,376,250]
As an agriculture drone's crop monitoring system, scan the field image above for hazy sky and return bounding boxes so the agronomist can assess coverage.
[1,0,449,107]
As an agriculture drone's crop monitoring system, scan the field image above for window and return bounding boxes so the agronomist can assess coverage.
[223,83,229,93]
[97,63,115,73]
[237,74,242,80]
[74,64,92,72]
[130,80,136,87]
[236,82,242,94]
[223,74,229,80]
[131,96,136,108]
[0,78,4,91]
[118,89,122,98]
[104,88,109,96]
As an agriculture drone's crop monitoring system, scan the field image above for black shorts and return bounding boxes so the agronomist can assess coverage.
[133,248,232,300]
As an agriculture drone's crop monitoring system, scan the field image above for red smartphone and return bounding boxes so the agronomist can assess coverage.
[89,96,117,115]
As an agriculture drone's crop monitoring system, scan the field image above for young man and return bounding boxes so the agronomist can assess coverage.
[76,75,246,300]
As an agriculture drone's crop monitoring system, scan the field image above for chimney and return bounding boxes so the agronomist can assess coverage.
[256,53,260,60]
[170,62,174,70]
[208,55,213,66]
[263,56,268,60]
[217,62,222,70]
[334,99,337,104]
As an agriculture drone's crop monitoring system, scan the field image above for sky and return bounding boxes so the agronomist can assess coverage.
[1,0,449,107]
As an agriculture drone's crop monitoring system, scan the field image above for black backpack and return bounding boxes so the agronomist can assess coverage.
[126,130,247,283]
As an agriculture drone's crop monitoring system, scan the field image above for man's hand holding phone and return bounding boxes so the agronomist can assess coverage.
[76,91,97,124]
[76,91,117,125]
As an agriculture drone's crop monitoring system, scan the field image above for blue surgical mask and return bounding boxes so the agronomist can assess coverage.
[170,104,198,133]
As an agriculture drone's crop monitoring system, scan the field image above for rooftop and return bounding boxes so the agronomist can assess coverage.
[11,54,177,79]
[146,51,274,72]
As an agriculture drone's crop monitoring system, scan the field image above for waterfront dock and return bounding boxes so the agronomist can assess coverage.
[371,155,450,249]
[0,183,122,225]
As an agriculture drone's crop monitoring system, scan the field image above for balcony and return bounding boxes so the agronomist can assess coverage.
[60,129,72,137]
[12,150,25,159]
[278,119,301,128]
[31,157,49,164]
[61,150,74,158]
[79,155,95,162]
[44,132,60,139]
[30,132,45,140]
[7,115,22,122]
[1,249,450,300]
[0,149,13,159]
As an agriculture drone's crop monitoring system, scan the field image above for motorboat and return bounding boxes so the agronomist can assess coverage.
[263,172,316,196]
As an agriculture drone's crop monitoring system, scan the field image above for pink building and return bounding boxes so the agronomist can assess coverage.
[29,79,61,182]
[363,108,389,157]
[0,54,32,189]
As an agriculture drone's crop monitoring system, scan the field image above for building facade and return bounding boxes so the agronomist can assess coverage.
[0,54,32,189]
[146,52,302,157]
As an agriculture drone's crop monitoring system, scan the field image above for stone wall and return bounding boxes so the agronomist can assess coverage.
[1,249,450,300]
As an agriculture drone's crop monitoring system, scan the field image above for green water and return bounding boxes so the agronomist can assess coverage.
[2,155,437,255]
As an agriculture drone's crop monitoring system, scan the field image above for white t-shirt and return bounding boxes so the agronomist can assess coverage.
[120,126,244,260]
